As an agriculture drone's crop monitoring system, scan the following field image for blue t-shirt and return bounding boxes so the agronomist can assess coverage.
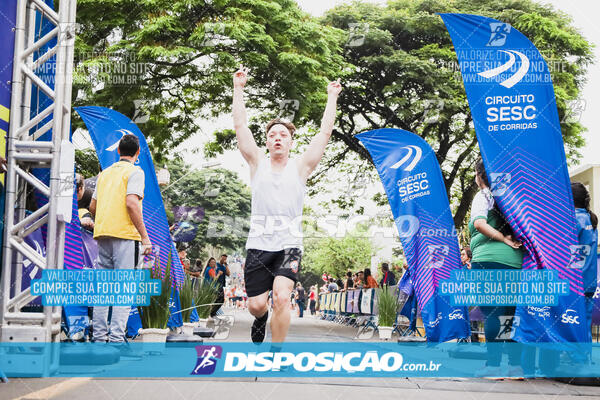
[215,263,227,288]
[574,208,598,294]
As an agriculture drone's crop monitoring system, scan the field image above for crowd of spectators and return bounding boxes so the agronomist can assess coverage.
[319,262,402,295]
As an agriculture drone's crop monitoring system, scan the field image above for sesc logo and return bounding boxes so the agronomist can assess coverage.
[490,173,511,196]
[561,309,580,325]
[191,345,223,375]
[390,145,422,172]
[448,310,464,321]
[426,245,449,269]
[478,50,530,88]
[486,22,511,47]
[568,245,591,269]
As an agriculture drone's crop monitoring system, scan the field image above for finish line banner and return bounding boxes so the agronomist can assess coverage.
[1,342,599,378]
[440,13,587,343]
[356,128,470,342]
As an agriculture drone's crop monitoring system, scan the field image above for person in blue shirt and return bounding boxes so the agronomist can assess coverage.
[531,183,599,374]
[572,182,598,344]
[206,254,230,317]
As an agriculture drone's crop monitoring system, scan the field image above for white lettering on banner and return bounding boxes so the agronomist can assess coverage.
[485,92,539,133]
[396,172,431,203]
[561,309,580,325]
[222,352,409,372]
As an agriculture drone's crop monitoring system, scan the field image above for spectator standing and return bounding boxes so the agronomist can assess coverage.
[319,284,328,295]
[211,254,231,316]
[344,271,353,291]
[235,285,245,309]
[354,271,364,289]
[461,247,472,269]
[572,183,598,363]
[363,268,379,289]
[89,134,151,350]
[327,278,338,293]
[178,247,191,275]
[203,257,218,282]
[188,258,202,278]
[470,158,523,378]
[379,263,396,286]
[76,173,95,231]
[295,282,306,318]
[309,286,317,315]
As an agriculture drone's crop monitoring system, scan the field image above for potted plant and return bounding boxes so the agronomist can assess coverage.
[179,275,196,335]
[138,254,172,350]
[194,279,219,327]
[377,285,399,340]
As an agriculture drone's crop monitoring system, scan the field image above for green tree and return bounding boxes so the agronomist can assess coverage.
[316,0,592,229]
[73,0,345,162]
[161,157,251,260]
[303,225,377,279]
[74,148,101,178]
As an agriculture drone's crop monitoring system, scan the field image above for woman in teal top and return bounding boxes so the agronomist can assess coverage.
[470,159,524,378]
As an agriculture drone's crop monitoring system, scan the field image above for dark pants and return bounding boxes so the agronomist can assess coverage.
[472,262,522,368]
[297,300,305,317]
[210,289,225,317]
[310,300,316,315]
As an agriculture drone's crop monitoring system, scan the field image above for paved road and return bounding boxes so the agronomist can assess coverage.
[2,308,599,399]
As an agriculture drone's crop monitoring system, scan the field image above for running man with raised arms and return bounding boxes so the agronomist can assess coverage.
[233,65,342,343]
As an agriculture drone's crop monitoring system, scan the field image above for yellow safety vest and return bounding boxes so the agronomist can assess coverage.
[93,160,143,241]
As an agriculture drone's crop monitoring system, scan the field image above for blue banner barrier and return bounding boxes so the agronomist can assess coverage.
[441,13,588,343]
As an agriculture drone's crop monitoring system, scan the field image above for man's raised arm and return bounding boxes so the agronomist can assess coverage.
[233,65,260,170]
[299,79,342,182]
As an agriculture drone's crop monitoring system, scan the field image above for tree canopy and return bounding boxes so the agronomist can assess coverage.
[73,0,345,160]
[315,0,592,227]
[161,158,251,260]
[303,223,377,279]
[73,0,593,230]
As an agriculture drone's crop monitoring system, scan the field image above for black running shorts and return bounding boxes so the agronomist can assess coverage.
[244,248,302,297]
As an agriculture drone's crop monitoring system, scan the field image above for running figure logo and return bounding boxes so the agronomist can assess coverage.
[496,315,519,340]
[487,23,511,47]
[490,173,511,196]
[191,345,223,375]
[568,245,591,269]
[426,245,449,269]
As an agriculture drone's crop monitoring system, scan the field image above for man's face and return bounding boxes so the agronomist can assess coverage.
[266,124,293,157]
[179,250,186,260]
[220,255,227,264]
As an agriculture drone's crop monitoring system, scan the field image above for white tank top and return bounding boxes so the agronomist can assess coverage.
[246,157,305,251]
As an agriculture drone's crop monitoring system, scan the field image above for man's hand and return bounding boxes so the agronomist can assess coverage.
[233,64,260,170]
[233,65,249,89]
[327,79,342,97]
[298,78,342,182]
[141,237,152,255]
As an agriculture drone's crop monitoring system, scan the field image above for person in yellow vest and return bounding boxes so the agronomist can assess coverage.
[89,134,152,347]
